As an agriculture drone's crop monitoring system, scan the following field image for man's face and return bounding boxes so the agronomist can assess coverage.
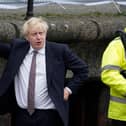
[26,24,47,50]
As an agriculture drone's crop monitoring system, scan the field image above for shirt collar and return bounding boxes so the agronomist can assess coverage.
[28,45,45,55]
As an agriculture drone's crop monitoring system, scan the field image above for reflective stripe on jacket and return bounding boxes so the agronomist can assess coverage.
[101,37,126,121]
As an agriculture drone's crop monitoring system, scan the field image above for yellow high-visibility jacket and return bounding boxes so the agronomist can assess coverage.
[101,36,126,121]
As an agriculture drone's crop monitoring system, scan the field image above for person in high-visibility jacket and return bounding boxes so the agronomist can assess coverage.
[101,28,126,126]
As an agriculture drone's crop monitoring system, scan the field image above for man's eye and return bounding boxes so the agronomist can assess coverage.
[39,32,44,35]
[32,33,37,36]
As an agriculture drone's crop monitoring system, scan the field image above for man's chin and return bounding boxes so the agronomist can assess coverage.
[34,45,43,50]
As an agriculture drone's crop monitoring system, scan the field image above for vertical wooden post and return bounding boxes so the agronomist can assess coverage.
[25,0,34,20]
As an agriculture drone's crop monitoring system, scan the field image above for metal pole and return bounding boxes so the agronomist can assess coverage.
[112,0,122,14]
[25,0,34,20]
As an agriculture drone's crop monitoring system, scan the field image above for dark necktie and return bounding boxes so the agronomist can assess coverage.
[27,50,37,115]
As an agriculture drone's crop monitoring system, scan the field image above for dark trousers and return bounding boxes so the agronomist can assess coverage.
[111,119,126,126]
[11,107,63,126]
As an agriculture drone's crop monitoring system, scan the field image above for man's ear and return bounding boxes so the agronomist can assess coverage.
[25,36,29,42]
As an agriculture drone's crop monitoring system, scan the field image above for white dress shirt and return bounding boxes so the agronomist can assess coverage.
[14,46,56,109]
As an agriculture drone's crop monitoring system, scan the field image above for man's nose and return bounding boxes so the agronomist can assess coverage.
[36,33,41,39]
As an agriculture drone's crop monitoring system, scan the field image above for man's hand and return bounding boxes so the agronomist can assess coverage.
[64,87,71,101]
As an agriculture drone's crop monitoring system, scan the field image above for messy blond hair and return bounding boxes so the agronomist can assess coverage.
[22,17,49,37]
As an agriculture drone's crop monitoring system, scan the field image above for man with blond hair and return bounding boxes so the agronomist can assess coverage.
[0,17,88,126]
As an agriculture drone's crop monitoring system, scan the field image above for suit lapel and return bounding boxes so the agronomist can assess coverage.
[46,42,53,85]
[10,42,30,76]
[15,43,30,71]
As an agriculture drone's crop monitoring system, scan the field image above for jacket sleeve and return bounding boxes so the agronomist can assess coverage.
[101,39,126,96]
[0,42,11,59]
[63,44,88,94]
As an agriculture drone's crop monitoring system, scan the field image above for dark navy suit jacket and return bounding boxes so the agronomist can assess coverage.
[0,39,88,126]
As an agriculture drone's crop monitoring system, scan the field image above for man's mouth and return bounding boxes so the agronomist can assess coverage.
[36,42,41,44]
